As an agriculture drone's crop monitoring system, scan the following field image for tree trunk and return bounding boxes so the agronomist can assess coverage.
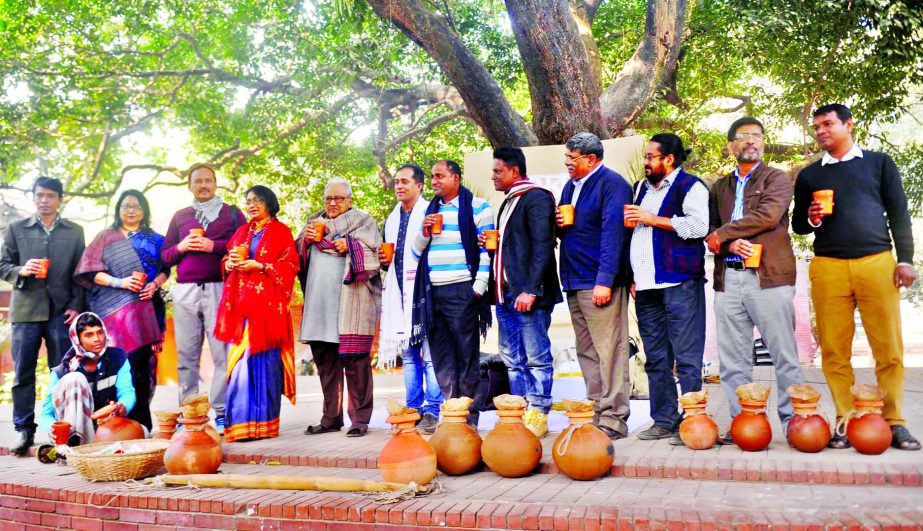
[367,0,538,148]
[600,0,687,135]
[505,0,607,144]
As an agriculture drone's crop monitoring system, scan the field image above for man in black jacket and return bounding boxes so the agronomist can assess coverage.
[482,147,562,438]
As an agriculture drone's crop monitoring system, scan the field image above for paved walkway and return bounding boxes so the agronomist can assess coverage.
[1,366,922,529]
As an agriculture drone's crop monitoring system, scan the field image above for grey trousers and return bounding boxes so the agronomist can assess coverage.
[715,268,804,425]
[567,288,631,435]
[172,282,228,416]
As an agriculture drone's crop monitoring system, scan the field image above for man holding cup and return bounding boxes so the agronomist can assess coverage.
[161,163,246,434]
[378,164,444,434]
[705,117,804,444]
[557,132,633,440]
[0,176,86,456]
[483,147,561,438]
[411,160,494,428]
[793,103,919,451]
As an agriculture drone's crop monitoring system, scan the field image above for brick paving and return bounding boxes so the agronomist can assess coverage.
[1,366,922,528]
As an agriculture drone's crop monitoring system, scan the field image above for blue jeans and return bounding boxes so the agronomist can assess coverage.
[496,300,554,413]
[635,278,706,430]
[11,313,71,433]
[402,342,443,418]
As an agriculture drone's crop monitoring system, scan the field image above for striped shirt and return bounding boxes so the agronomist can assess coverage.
[726,162,760,263]
[413,195,494,294]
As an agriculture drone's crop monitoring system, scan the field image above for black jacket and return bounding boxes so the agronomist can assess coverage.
[490,187,563,310]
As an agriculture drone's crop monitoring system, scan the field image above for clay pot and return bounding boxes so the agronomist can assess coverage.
[428,410,482,475]
[678,403,718,450]
[846,401,892,455]
[786,402,830,453]
[92,405,146,443]
[164,417,223,475]
[171,418,221,444]
[730,400,772,452]
[153,411,181,441]
[481,409,542,478]
[552,411,613,480]
[379,413,438,485]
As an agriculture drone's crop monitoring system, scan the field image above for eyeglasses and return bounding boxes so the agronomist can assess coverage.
[643,154,666,162]
[324,196,350,204]
[119,204,143,212]
[733,133,765,141]
[245,198,265,206]
[564,154,588,163]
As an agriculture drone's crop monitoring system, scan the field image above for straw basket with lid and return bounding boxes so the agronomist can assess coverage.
[68,439,170,481]
[552,399,613,480]
[786,384,830,453]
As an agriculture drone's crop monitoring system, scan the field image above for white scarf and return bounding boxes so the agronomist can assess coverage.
[192,195,224,229]
[378,197,429,368]
[495,180,547,303]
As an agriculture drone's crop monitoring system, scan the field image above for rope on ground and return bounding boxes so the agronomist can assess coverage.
[370,476,444,504]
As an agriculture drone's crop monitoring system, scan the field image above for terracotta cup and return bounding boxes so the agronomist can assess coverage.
[431,214,444,235]
[189,228,205,237]
[381,242,395,262]
[131,271,147,285]
[813,189,834,215]
[484,230,499,250]
[744,243,763,269]
[624,205,638,228]
[311,220,326,242]
[35,258,51,279]
[234,244,249,262]
[559,204,574,227]
[51,421,71,446]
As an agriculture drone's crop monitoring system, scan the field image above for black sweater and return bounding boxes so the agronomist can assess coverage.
[792,150,914,263]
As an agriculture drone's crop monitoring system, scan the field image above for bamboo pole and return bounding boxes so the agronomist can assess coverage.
[149,474,422,493]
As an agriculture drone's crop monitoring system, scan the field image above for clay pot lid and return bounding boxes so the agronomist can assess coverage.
[386,412,421,425]
[738,399,767,408]
[441,410,469,418]
[564,411,595,419]
[91,403,118,420]
[496,410,525,418]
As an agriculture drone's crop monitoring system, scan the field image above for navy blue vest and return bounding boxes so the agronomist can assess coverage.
[52,347,129,408]
[635,170,706,284]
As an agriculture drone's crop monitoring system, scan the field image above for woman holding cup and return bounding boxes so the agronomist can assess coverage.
[74,190,170,431]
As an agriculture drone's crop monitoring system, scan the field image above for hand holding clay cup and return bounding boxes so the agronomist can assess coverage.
[380,242,395,263]
[189,228,205,238]
[431,213,444,235]
[624,204,639,228]
[484,230,500,250]
[558,204,575,227]
[310,220,326,242]
[813,190,834,216]
[744,244,763,269]
[235,244,249,262]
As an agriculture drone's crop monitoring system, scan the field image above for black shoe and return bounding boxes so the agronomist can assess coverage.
[304,424,340,435]
[67,434,81,447]
[11,431,34,457]
[716,432,735,446]
[891,425,921,451]
[668,433,685,446]
[345,426,367,438]
[827,433,851,449]
[597,425,626,440]
[417,413,438,435]
[636,425,675,440]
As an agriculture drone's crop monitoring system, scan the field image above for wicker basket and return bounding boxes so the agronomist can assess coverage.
[68,439,170,482]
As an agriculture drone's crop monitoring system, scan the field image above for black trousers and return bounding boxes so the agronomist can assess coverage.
[125,345,156,431]
[429,282,481,421]
[310,341,373,430]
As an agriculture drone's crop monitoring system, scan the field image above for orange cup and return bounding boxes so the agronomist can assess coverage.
[381,242,395,262]
[431,214,444,235]
[234,244,249,262]
[624,205,638,229]
[744,244,763,269]
[311,220,326,242]
[189,228,205,237]
[484,230,499,250]
[51,421,71,446]
[813,189,834,215]
[559,204,574,227]
[131,271,147,285]
[35,258,50,279]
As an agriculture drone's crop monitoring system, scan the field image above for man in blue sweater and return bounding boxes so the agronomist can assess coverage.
[626,133,709,445]
[793,103,919,451]
[556,132,633,440]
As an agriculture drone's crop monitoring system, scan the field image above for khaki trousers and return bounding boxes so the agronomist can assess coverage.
[809,251,905,425]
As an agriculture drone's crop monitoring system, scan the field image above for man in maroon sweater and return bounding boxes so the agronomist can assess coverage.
[161,164,246,434]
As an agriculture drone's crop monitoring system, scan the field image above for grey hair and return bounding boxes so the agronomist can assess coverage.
[565,132,604,159]
[324,178,353,197]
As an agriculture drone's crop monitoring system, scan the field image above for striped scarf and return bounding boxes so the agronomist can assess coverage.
[192,195,224,229]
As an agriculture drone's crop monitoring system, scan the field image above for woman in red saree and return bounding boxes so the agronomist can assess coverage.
[214,185,299,442]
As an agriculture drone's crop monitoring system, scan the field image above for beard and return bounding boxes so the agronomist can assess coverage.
[645,166,666,185]
[736,149,762,163]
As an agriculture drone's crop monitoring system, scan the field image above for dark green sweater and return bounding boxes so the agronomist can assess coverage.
[792,150,914,263]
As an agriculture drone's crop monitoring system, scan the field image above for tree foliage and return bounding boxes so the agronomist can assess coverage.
[0,0,921,218]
